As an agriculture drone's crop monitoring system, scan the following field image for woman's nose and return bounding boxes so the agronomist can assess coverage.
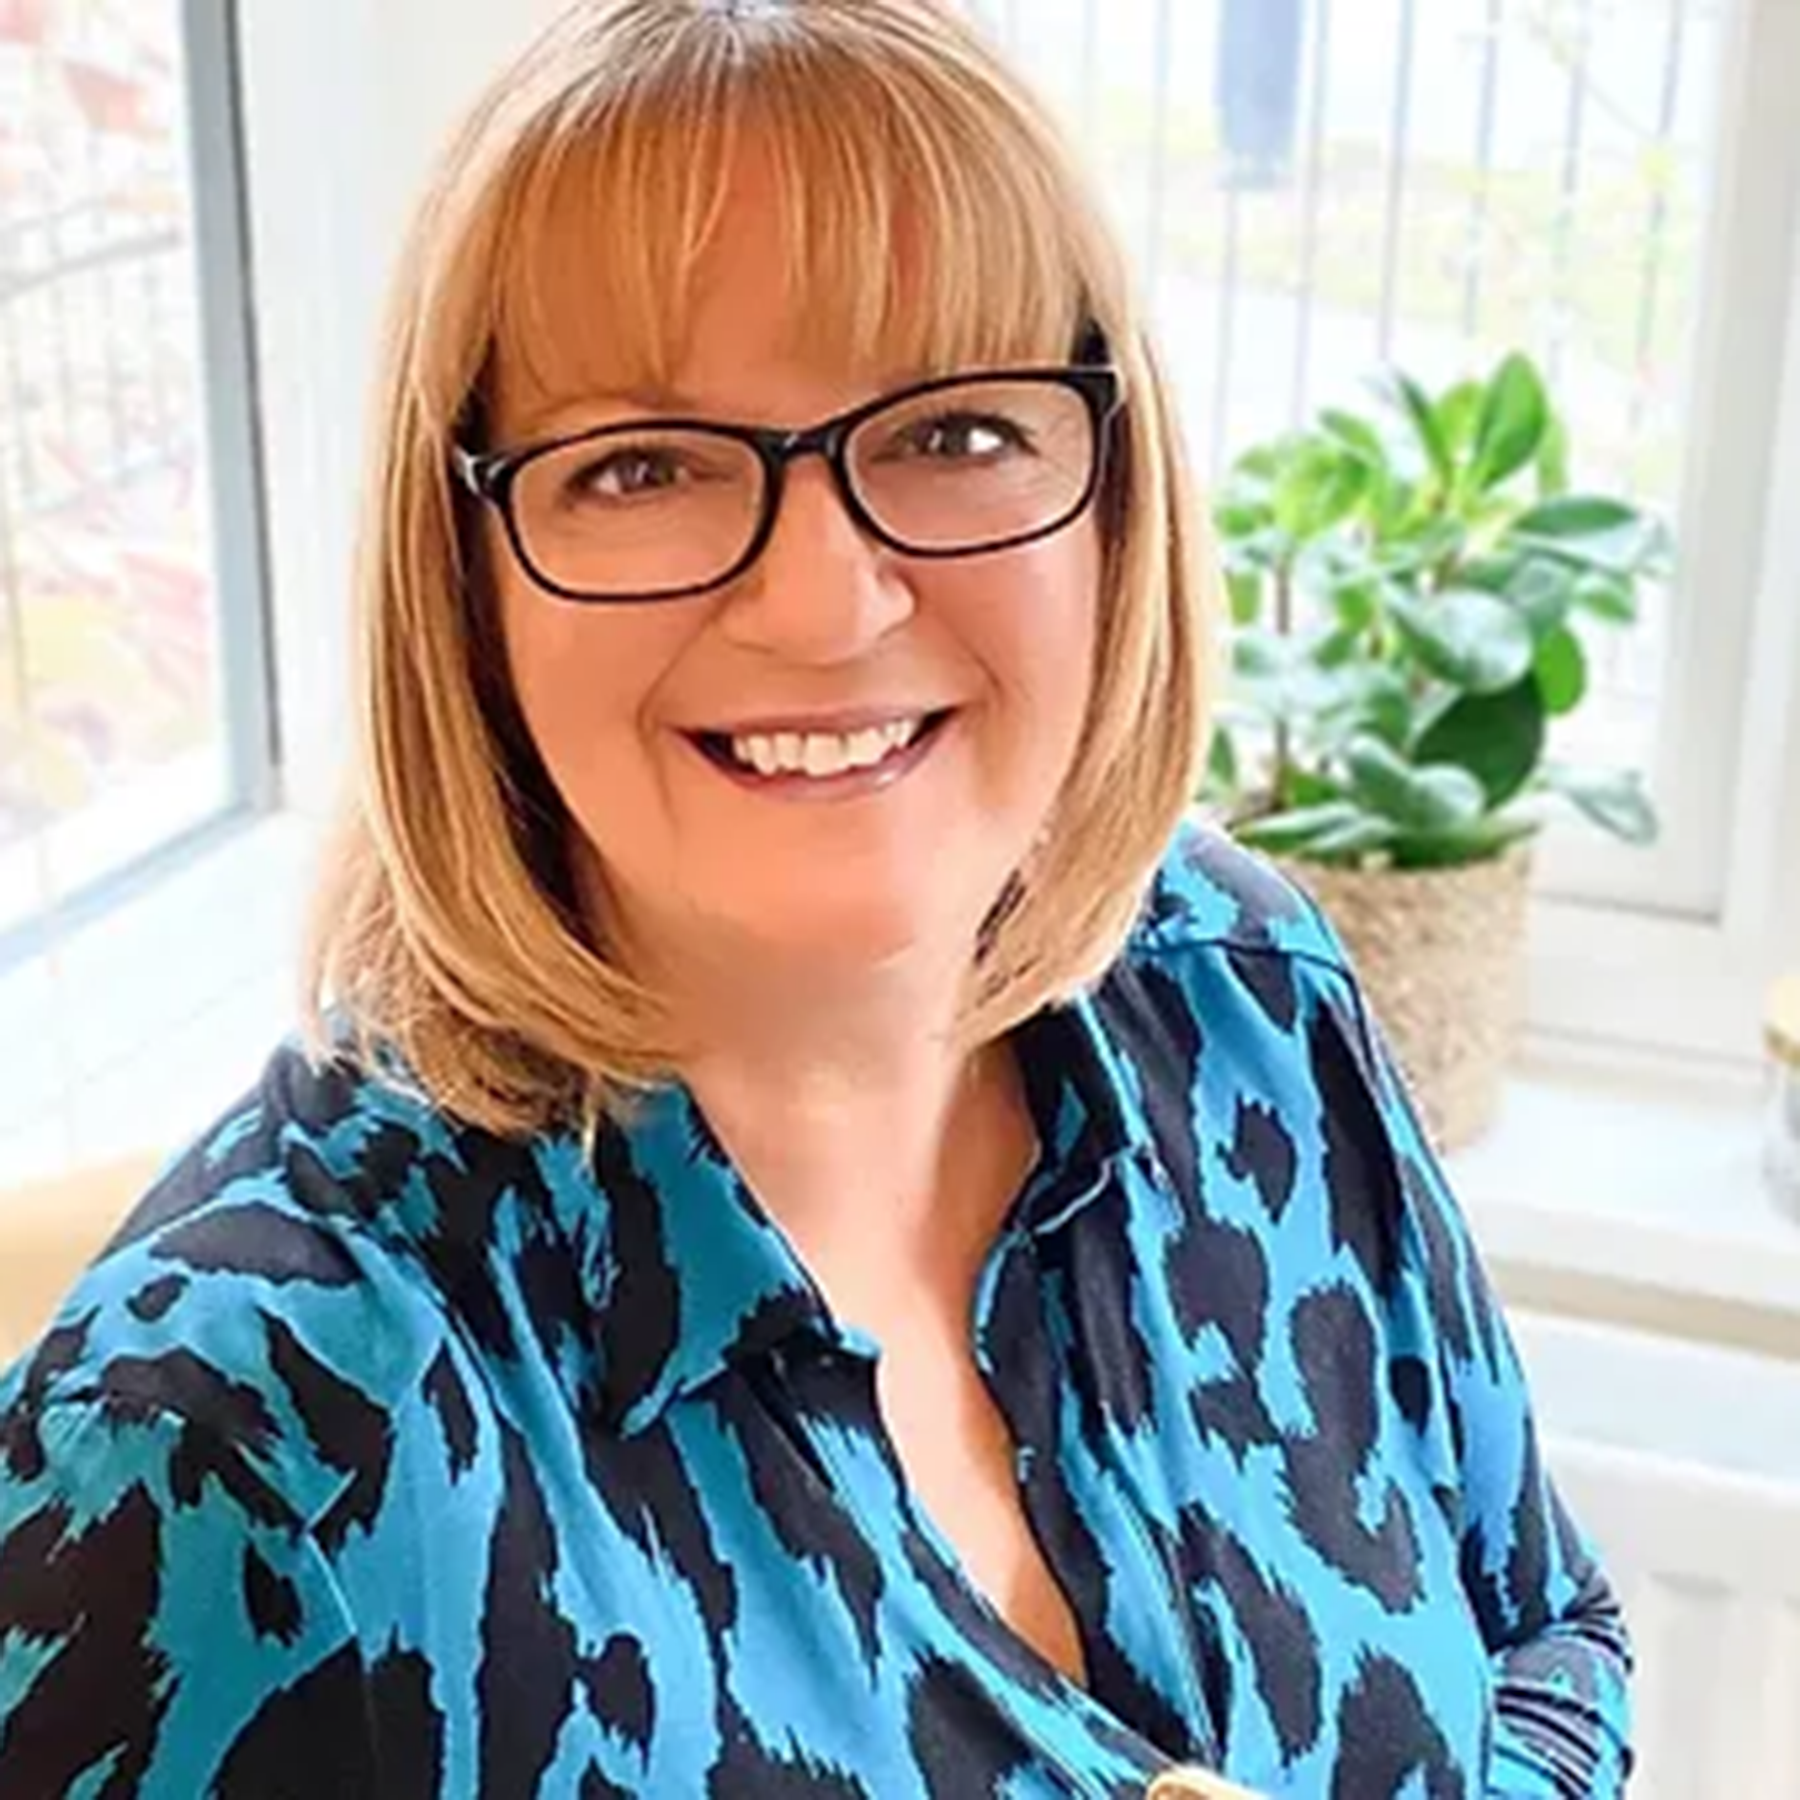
[713,458,915,662]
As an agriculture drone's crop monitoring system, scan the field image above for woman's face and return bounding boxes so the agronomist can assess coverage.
[484,169,1102,990]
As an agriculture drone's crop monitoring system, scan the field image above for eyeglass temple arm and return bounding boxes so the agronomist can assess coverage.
[1075,316,1112,366]
[451,443,502,498]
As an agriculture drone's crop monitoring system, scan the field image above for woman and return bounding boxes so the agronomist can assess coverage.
[0,3,1629,1795]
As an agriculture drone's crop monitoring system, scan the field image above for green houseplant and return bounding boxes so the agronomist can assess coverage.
[1207,352,1670,1145]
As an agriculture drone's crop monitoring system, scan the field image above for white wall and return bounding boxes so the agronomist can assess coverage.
[236,0,563,817]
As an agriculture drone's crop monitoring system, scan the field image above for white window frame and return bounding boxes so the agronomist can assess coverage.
[1518,0,1800,1071]
[0,0,277,958]
[1529,233,1800,1071]
[235,0,557,824]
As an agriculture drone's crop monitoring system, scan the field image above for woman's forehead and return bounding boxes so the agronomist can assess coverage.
[489,215,926,434]
[482,128,1083,441]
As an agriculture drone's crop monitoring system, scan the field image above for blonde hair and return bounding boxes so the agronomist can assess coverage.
[305,0,1217,1135]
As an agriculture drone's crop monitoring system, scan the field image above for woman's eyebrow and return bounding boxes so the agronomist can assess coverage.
[507,386,699,438]
[505,361,951,442]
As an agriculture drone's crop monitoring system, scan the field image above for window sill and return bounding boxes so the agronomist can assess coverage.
[1450,1048,1800,1357]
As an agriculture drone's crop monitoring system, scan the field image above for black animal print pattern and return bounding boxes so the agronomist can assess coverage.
[0,825,1630,1796]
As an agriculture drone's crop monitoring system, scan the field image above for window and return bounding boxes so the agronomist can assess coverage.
[0,0,272,960]
[970,0,1800,1062]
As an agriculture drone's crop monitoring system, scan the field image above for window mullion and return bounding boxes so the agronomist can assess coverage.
[1530,0,1800,931]
[180,0,277,815]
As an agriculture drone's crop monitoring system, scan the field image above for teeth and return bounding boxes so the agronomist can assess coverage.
[803,735,847,778]
[728,716,927,777]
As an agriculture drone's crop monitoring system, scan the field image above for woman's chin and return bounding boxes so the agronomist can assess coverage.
[730,903,940,968]
[702,884,982,977]
[598,857,1008,989]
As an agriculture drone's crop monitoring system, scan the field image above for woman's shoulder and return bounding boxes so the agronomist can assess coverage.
[1077,815,1386,1130]
[1121,813,1353,981]
[0,1040,504,1520]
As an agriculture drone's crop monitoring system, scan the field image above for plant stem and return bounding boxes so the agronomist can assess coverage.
[1273,557,1295,811]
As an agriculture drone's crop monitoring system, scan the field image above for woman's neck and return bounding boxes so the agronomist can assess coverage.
[590,866,1036,1289]
[689,1030,1036,1327]
[669,963,1036,1306]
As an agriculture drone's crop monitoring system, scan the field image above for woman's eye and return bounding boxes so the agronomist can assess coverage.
[568,448,685,500]
[894,412,1032,461]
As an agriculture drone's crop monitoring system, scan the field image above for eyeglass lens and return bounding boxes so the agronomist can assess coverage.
[506,376,1098,599]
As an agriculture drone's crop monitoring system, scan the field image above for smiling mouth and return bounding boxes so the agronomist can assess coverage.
[690,709,955,781]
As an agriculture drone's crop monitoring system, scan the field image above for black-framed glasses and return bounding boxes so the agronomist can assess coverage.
[452,363,1122,605]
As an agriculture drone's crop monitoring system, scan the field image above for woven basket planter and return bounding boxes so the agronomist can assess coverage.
[1276,847,1533,1152]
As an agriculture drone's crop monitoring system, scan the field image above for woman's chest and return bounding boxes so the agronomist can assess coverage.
[385,1317,1494,1800]
[1022,1163,1497,1797]
[870,1326,1089,1686]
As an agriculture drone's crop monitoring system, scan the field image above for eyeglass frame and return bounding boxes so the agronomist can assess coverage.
[450,361,1124,605]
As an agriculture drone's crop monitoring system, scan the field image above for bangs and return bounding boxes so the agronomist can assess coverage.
[481,16,1098,424]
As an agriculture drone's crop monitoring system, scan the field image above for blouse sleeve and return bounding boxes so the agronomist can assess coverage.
[1327,966,1635,1800]
[0,1391,385,1798]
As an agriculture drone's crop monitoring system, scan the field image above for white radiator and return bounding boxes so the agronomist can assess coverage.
[1517,1313,1800,1800]
[1550,1440,1800,1798]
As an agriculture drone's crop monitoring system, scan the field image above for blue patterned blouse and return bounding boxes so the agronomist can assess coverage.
[0,825,1630,1798]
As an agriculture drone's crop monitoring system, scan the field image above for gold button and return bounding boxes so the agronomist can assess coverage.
[1144,1766,1268,1800]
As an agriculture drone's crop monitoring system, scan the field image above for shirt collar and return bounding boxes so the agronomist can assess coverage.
[581,1081,836,1438]
[1010,982,1159,1223]
[579,990,1153,1437]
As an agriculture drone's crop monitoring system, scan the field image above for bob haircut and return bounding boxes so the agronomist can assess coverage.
[306,0,1217,1136]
